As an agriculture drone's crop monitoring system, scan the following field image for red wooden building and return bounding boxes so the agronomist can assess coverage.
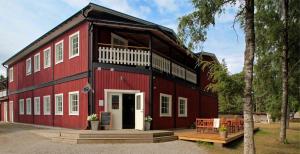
[2,3,218,130]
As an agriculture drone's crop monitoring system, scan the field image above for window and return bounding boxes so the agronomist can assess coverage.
[55,40,64,64]
[69,91,79,115]
[111,95,120,110]
[111,33,128,47]
[178,97,187,117]
[19,99,24,115]
[34,97,40,115]
[55,94,63,115]
[69,31,79,59]
[160,93,172,117]
[26,98,31,115]
[26,58,31,75]
[9,67,13,82]
[34,53,40,72]
[44,47,51,68]
[43,95,51,115]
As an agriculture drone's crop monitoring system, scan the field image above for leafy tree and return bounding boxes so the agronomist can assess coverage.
[178,0,256,153]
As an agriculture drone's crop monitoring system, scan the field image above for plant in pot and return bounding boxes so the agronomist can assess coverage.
[144,116,152,131]
[219,125,228,138]
[87,114,99,131]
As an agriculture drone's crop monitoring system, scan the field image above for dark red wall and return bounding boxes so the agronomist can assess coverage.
[94,69,150,115]
[199,95,218,118]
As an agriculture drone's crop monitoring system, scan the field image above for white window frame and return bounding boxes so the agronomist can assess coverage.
[34,97,40,115]
[9,67,13,82]
[55,93,63,115]
[178,97,188,117]
[69,91,79,116]
[43,95,51,115]
[26,98,32,115]
[111,33,128,46]
[43,47,51,69]
[26,58,32,76]
[69,31,80,59]
[159,93,172,117]
[19,99,24,115]
[34,53,40,72]
[55,40,64,64]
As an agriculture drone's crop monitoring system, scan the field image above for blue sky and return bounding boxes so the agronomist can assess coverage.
[0,0,245,76]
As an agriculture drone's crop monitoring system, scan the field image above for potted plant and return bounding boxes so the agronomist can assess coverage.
[144,116,152,131]
[87,114,99,131]
[219,125,228,138]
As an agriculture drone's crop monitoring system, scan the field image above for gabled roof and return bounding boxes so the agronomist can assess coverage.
[196,51,219,64]
[3,3,191,66]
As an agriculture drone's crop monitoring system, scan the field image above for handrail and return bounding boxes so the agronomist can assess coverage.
[98,43,150,50]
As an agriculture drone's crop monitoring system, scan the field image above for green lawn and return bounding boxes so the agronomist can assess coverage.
[199,122,300,154]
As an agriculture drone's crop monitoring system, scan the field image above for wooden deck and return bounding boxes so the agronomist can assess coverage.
[174,127,259,145]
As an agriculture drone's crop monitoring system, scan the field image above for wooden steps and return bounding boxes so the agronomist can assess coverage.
[52,130,177,144]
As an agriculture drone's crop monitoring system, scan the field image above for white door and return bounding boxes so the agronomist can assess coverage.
[135,92,144,130]
[108,93,122,129]
[9,101,14,122]
[4,102,7,122]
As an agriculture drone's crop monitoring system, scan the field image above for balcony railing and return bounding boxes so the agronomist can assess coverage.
[0,90,7,98]
[152,53,170,73]
[98,44,150,66]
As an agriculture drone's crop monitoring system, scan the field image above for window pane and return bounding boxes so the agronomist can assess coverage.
[136,95,141,110]
[112,95,119,110]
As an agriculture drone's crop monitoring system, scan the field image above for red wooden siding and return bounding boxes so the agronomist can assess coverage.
[199,95,218,118]
[94,69,150,115]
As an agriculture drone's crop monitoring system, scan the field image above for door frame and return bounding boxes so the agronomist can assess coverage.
[104,89,141,129]
[9,101,14,122]
[4,102,7,122]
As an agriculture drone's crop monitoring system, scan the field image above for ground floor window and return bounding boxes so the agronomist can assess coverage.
[178,97,187,117]
[26,98,31,115]
[69,91,79,115]
[19,99,24,115]
[43,95,51,115]
[34,97,40,115]
[160,93,172,117]
[55,94,63,115]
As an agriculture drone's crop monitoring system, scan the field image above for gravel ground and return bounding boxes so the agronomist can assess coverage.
[0,123,207,154]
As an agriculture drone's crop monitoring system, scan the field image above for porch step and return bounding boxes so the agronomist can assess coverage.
[154,135,178,143]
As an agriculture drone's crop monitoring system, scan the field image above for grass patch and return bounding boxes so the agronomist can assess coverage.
[198,122,300,154]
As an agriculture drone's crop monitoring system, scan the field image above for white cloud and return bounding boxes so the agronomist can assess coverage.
[153,0,178,13]
[62,0,90,8]
[139,5,151,15]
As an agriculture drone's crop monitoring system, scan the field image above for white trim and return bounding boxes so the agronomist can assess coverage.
[178,97,188,117]
[68,91,79,115]
[19,99,24,115]
[9,67,14,82]
[111,33,128,46]
[34,97,41,115]
[69,31,80,59]
[26,98,32,115]
[159,93,172,117]
[9,101,14,122]
[104,89,140,112]
[43,95,51,115]
[34,53,40,72]
[43,47,51,69]
[55,40,64,64]
[25,58,32,76]
[55,93,63,115]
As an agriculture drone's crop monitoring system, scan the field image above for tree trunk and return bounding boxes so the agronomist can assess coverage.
[243,0,256,154]
[280,0,289,144]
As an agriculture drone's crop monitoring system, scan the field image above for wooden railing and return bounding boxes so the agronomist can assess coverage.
[98,45,150,66]
[152,53,171,73]
[0,90,7,98]
[196,118,244,134]
[186,70,197,84]
[172,63,185,79]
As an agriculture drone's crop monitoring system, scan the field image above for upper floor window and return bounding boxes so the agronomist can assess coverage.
[9,67,13,82]
[43,95,51,115]
[55,40,64,64]
[111,33,128,47]
[160,93,172,117]
[26,58,31,75]
[178,97,187,117]
[34,97,40,115]
[34,53,40,72]
[44,47,51,68]
[69,31,79,59]
[26,98,32,115]
[19,99,24,115]
[55,93,63,115]
[69,91,79,115]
